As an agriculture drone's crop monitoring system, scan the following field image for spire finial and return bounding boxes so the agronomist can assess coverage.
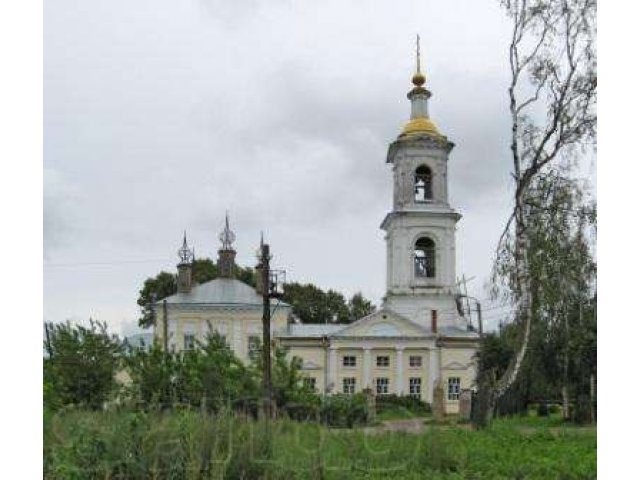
[412,34,426,87]
[219,211,236,250]
[178,231,193,265]
[416,34,421,73]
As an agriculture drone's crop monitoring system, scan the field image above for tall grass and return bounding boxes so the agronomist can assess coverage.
[44,408,596,479]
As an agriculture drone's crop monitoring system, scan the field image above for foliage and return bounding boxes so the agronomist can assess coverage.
[124,332,257,412]
[283,282,375,324]
[475,0,597,427]
[319,394,371,428]
[44,409,597,479]
[136,271,177,328]
[487,172,596,419]
[374,394,431,416]
[43,320,122,410]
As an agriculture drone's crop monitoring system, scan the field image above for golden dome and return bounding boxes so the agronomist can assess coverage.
[401,117,443,137]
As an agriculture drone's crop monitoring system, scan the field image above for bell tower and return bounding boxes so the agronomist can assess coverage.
[381,36,465,331]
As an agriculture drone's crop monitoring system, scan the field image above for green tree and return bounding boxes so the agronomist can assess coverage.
[248,341,312,410]
[489,172,596,419]
[44,319,122,410]
[348,292,376,321]
[125,331,258,412]
[137,271,177,328]
[282,283,376,324]
[475,0,596,427]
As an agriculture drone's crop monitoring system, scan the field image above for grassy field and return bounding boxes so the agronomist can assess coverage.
[44,409,596,479]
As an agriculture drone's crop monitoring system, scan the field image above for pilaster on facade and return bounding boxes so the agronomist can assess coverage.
[428,347,441,403]
[362,347,372,391]
[395,346,405,394]
[327,346,338,394]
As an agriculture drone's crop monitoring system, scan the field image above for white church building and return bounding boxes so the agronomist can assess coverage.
[154,46,479,413]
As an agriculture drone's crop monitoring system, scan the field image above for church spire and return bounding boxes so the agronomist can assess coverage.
[177,230,194,265]
[412,34,426,87]
[399,35,444,140]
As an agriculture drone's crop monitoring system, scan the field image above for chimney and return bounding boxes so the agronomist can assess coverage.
[177,232,194,293]
[217,249,236,278]
[217,212,237,278]
[431,309,438,333]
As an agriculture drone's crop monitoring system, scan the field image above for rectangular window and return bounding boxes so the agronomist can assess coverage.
[376,355,390,367]
[409,355,422,368]
[376,377,390,395]
[448,377,461,401]
[247,335,260,360]
[409,377,421,398]
[183,333,196,350]
[343,377,356,394]
[342,355,356,367]
[303,377,317,392]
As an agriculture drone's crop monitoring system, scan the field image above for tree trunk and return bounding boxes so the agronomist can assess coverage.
[561,386,570,420]
[561,310,570,420]
[475,198,533,428]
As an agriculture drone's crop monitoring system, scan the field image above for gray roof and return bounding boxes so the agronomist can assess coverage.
[123,332,154,350]
[438,326,481,339]
[158,278,289,308]
[284,324,345,337]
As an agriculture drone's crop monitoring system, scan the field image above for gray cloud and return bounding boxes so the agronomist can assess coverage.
[45,0,538,334]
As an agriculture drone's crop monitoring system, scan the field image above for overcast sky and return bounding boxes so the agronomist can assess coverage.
[44,0,588,336]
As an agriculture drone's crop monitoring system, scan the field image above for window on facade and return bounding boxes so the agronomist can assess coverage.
[342,355,356,367]
[414,165,433,202]
[376,355,390,367]
[376,377,390,395]
[447,377,461,401]
[409,355,422,368]
[303,377,317,392]
[414,237,436,278]
[409,378,422,398]
[343,377,356,394]
[247,335,260,360]
[183,334,196,350]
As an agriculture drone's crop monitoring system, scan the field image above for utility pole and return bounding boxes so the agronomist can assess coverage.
[163,299,168,353]
[260,242,273,420]
[476,302,483,336]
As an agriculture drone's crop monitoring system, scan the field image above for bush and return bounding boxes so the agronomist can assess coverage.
[375,394,431,415]
[537,402,549,417]
[320,394,371,428]
[44,320,122,411]
[548,403,561,414]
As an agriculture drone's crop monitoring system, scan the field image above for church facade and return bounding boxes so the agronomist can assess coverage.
[153,48,479,414]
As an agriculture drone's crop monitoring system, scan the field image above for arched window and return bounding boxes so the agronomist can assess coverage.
[414,237,435,278]
[414,165,433,202]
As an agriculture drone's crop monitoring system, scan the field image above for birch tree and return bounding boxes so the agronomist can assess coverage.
[474,0,596,427]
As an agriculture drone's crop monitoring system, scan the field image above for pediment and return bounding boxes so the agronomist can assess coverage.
[331,309,431,338]
[442,361,471,371]
[301,360,322,371]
